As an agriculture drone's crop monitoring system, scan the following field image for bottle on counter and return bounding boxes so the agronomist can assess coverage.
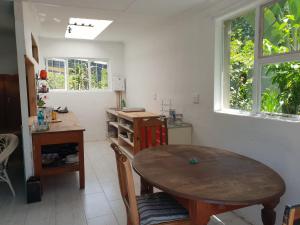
[37,109,44,126]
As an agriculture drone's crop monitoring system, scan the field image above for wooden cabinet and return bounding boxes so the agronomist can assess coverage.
[106,109,160,158]
[168,125,192,145]
[29,113,85,189]
[0,74,21,132]
[25,56,37,116]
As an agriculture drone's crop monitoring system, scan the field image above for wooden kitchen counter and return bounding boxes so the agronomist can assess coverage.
[29,112,85,189]
[117,111,159,121]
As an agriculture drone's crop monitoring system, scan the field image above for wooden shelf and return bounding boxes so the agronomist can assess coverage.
[108,136,133,159]
[41,163,79,176]
[118,123,134,133]
[119,135,134,147]
[109,121,118,129]
[106,109,161,157]
[107,109,118,117]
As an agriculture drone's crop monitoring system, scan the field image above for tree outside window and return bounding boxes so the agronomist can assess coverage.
[46,58,109,91]
[47,59,66,90]
[91,61,108,89]
[223,0,300,116]
[68,59,89,91]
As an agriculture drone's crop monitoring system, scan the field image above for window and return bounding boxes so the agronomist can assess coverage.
[224,10,255,111]
[262,0,300,56]
[68,59,89,91]
[217,0,300,118]
[90,61,108,89]
[47,58,66,90]
[46,58,110,91]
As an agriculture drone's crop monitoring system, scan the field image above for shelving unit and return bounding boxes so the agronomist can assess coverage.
[106,108,160,157]
[118,123,134,133]
[119,135,134,147]
[109,121,118,129]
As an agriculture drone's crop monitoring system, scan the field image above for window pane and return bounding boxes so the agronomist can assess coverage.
[68,59,89,90]
[90,61,108,89]
[261,61,300,115]
[47,59,65,90]
[224,11,255,111]
[263,0,300,56]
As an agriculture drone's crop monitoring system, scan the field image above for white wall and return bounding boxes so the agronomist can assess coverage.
[40,38,124,141]
[22,2,41,68]
[0,32,18,74]
[124,1,298,225]
[14,1,37,179]
[14,1,42,179]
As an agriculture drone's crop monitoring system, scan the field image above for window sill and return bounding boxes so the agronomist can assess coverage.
[215,109,300,123]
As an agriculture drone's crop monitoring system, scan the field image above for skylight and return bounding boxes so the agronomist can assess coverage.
[65,18,113,40]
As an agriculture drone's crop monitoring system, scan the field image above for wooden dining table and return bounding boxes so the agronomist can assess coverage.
[132,145,285,225]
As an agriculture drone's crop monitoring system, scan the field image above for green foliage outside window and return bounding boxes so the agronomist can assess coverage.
[47,58,109,91]
[48,72,65,89]
[228,13,255,111]
[228,0,300,115]
[91,66,108,89]
[68,62,89,90]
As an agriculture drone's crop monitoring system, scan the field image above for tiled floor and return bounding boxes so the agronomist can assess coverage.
[0,141,253,225]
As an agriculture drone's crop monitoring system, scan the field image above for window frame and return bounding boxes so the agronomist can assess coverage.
[45,57,112,92]
[214,0,300,121]
[258,0,300,59]
[46,58,68,91]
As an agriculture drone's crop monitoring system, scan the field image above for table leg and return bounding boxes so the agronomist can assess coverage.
[189,201,212,225]
[261,200,279,225]
[78,133,85,189]
[140,177,153,195]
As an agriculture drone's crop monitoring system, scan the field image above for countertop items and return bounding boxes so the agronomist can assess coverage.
[121,107,145,112]
[29,112,84,134]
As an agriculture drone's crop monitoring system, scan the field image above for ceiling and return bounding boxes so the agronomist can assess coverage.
[28,0,218,42]
[0,1,15,33]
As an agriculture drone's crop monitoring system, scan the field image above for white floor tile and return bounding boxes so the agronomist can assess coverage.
[87,214,118,225]
[82,193,113,219]
[0,141,253,225]
[55,207,87,225]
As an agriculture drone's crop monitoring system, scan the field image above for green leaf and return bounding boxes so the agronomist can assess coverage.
[288,0,300,23]
[264,8,283,46]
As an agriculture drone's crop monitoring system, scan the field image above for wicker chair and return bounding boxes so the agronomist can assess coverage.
[0,134,18,196]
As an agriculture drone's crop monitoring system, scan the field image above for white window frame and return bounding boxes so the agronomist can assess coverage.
[45,58,67,91]
[45,57,112,92]
[214,0,300,121]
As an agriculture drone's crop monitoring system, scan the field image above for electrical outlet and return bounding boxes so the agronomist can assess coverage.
[153,93,158,101]
[193,93,200,104]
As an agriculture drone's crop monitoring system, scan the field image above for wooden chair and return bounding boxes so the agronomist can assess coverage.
[135,117,168,194]
[111,143,190,225]
[136,117,168,152]
[283,205,300,225]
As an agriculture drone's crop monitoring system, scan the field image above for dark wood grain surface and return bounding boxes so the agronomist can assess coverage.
[133,145,285,205]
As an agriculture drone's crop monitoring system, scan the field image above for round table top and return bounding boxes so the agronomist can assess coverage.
[132,145,285,205]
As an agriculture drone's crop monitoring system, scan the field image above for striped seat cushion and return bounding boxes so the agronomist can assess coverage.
[137,192,189,225]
